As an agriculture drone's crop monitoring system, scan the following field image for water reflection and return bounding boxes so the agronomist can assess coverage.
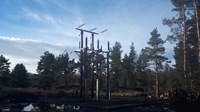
[0,102,176,112]
[23,103,39,111]
[1,103,80,112]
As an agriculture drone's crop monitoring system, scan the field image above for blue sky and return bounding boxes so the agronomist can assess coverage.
[0,0,175,73]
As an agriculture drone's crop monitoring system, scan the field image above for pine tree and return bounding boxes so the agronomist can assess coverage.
[110,42,122,88]
[53,52,76,87]
[11,63,29,87]
[163,0,200,92]
[37,51,55,89]
[136,48,150,88]
[122,53,130,88]
[0,55,10,86]
[129,42,137,73]
[146,28,167,97]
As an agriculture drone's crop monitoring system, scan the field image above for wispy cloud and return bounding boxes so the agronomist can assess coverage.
[19,6,81,44]
[33,0,46,6]
[22,7,57,24]
[0,36,42,43]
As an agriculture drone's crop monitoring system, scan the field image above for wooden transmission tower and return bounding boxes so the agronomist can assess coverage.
[76,25,110,100]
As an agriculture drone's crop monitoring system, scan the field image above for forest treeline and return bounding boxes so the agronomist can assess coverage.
[0,0,200,97]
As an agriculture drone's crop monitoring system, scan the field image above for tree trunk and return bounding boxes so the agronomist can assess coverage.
[182,2,190,92]
[155,73,159,98]
[194,0,200,65]
[155,60,159,98]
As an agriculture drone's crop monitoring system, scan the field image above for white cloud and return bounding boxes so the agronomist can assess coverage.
[0,36,78,73]
[0,36,42,43]
[5,55,38,72]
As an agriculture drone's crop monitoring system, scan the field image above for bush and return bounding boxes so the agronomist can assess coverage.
[54,90,68,98]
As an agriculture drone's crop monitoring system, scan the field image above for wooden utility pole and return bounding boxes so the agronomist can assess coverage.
[91,33,95,99]
[80,30,84,98]
[96,39,100,101]
[106,41,110,99]
[76,27,98,100]
[84,37,88,100]
[76,26,108,100]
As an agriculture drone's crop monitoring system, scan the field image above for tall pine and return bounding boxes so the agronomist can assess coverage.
[110,42,122,88]
[146,28,167,97]
[37,51,55,89]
